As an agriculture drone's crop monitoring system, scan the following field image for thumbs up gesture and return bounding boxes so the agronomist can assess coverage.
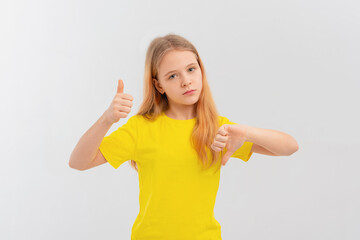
[104,79,134,124]
[211,124,249,166]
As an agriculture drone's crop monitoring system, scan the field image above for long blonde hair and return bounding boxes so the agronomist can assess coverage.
[130,33,221,172]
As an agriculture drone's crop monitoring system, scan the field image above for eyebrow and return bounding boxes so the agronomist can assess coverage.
[163,62,197,78]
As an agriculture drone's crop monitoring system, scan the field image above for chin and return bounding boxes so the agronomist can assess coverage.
[187,99,200,105]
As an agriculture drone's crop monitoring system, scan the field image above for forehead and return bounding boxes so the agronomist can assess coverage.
[158,50,197,70]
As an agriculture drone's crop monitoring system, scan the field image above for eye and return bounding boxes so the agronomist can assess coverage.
[168,67,196,79]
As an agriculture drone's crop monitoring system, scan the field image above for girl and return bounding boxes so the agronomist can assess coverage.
[69,33,299,239]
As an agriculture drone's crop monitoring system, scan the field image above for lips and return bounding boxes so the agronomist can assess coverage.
[183,89,196,95]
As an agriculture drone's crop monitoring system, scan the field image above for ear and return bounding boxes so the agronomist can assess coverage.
[153,78,164,94]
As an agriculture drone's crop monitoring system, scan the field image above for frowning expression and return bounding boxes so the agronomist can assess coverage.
[153,50,203,106]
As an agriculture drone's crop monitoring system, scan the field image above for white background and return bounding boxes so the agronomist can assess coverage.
[1,0,359,239]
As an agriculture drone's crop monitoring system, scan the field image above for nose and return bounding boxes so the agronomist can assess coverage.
[182,76,192,87]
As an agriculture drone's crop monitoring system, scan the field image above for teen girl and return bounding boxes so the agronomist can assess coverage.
[69,33,299,239]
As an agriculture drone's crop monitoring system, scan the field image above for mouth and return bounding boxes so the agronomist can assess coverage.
[183,89,196,95]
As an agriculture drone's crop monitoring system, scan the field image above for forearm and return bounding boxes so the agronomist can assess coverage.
[245,125,299,156]
[69,112,113,170]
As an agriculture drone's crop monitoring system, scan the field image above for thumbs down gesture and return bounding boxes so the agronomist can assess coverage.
[211,124,249,166]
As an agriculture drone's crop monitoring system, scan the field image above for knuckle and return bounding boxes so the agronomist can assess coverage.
[121,106,127,112]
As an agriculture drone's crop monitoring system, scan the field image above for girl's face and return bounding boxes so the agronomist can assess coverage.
[153,50,203,107]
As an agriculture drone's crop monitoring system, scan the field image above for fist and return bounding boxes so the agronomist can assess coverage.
[211,124,248,166]
[104,79,134,124]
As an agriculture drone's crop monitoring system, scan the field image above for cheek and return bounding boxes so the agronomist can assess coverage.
[197,75,203,87]
[195,72,202,82]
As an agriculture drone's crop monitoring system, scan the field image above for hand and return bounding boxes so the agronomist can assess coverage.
[104,79,134,124]
[211,124,248,166]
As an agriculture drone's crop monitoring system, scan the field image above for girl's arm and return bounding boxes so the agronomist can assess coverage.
[246,125,299,156]
[69,79,134,170]
[69,112,113,171]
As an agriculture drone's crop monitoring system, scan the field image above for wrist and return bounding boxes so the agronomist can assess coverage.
[100,112,113,126]
[244,125,252,142]
[232,124,250,142]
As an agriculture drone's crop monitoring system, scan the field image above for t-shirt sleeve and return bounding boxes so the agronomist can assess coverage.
[221,116,254,162]
[99,115,137,169]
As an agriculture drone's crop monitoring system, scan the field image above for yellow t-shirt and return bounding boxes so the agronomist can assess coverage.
[99,111,253,240]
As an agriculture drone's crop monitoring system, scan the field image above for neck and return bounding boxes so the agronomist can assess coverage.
[165,105,196,120]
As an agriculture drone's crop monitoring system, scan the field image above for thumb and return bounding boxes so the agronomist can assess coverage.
[224,124,231,134]
[117,79,124,93]
[222,150,233,166]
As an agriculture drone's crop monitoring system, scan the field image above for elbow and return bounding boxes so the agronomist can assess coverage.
[68,160,78,170]
[293,139,299,153]
[68,159,74,169]
[68,156,77,169]
[68,158,85,171]
[280,137,299,156]
[69,151,87,171]
[288,141,299,156]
